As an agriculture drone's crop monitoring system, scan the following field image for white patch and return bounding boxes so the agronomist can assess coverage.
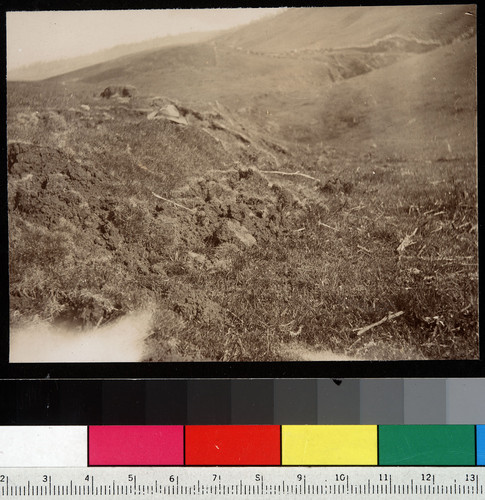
[10,310,153,363]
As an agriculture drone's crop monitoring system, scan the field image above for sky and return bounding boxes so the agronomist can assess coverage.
[7,9,284,71]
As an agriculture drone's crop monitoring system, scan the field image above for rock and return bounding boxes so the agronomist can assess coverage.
[147,104,188,125]
[209,220,256,248]
[80,104,90,111]
[161,104,180,118]
[100,85,137,99]
[226,220,256,247]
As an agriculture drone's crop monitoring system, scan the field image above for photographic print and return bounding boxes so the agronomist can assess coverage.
[6,6,478,363]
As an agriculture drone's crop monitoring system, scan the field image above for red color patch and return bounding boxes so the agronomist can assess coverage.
[185,425,280,465]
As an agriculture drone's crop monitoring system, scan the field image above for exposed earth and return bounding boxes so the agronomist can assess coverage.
[7,6,478,362]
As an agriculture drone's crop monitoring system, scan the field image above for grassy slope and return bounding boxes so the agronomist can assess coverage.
[49,43,337,110]
[216,5,476,52]
[41,5,476,89]
[45,7,476,160]
[7,78,478,360]
[48,5,477,97]
[8,31,219,82]
[278,37,476,159]
[7,6,478,361]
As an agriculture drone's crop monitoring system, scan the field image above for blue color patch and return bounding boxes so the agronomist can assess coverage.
[477,426,484,465]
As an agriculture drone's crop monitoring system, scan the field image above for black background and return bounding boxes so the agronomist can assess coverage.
[1,0,482,424]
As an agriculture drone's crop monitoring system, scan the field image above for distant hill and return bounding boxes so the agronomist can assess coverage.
[278,36,477,159]
[7,31,219,81]
[41,5,476,158]
[215,5,476,53]
[47,41,341,107]
[46,5,476,96]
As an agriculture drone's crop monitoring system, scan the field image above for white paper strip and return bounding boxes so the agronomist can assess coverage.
[0,426,87,467]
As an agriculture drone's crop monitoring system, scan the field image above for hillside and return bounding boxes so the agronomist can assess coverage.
[276,36,477,159]
[45,6,477,159]
[7,6,478,362]
[216,5,476,53]
[49,42,340,113]
[8,31,218,81]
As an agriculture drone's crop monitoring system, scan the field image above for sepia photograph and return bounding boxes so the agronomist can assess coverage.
[7,6,478,363]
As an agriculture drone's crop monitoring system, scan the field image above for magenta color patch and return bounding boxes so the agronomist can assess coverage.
[89,426,184,465]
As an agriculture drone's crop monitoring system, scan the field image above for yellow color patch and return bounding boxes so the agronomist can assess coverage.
[282,425,377,465]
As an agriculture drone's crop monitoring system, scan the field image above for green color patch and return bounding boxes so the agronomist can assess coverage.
[379,425,475,465]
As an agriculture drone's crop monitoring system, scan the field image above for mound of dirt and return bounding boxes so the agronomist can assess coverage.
[8,142,111,229]
[163,167,305,252]
[8,140,306,332]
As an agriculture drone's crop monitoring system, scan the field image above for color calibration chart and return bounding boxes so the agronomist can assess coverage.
[0,425,484,498]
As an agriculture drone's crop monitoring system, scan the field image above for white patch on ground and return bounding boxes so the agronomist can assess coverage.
[280,340,426,361]
[10,310,153,363]
[279,342,361,361]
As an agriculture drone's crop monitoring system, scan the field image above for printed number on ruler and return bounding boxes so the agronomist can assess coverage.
[0,467,483,498]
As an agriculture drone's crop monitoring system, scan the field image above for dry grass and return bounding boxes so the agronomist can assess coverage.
[146,150,478,361]
[7,66,477,361]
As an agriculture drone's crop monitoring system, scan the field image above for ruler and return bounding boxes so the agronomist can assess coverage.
[0,467,483,498]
